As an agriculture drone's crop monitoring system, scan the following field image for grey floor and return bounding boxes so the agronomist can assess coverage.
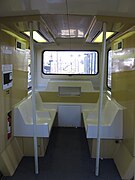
[4,127,121,180]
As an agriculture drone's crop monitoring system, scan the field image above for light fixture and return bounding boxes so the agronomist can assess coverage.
[2,29,26,42]
[23,31,48,43]
[60,29,84,38]
[93,32,114,43]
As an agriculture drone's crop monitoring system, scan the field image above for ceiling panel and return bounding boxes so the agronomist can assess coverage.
[0,0,135,45]
[0,0,67,16]
[31,0,67,14]
[1,0,135,17]
[67,0,135,17]
[1,14,134,44]
[42,15,94,38]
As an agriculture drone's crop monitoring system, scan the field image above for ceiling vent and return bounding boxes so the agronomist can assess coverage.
[113,40,123,51]
[16,40,26,50]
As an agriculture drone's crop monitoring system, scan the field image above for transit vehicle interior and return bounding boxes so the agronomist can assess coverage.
[0,0,135,179]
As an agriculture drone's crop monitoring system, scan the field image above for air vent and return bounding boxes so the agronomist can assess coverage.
[114,40,123,51]
[16,40,26,50]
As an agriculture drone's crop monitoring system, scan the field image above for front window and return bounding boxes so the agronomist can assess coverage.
[42,51,98,75]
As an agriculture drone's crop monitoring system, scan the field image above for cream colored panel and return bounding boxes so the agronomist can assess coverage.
[0,138,23,176]
[111,33,135,180]
[13,49,28,71]
[0,90,13,153]
[0,29,29,152]
[40,92,99,103]
[15,138,24,152]
[0,151,14,176]
[11,70,28,106]
[88,139,119,159]
[123,34,135,49]
[114,144,135,179]
[0,28,29,176]
[112,48,135,73]
[22,137,49,157]
[112,71,135,156]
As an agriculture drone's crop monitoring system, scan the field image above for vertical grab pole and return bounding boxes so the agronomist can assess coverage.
[30,22,39,174]
[95,22,106,176]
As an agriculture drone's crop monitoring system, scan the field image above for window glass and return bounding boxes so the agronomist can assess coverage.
[28,58,31,89]
[42,51,98,75]
[25,49,31,89]
[107,50,113,89]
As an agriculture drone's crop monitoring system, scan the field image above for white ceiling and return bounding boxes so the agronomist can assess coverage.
[0,0,135,17]
[1,0,135,44]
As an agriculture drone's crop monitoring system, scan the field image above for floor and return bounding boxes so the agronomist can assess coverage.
[4,127,122,180]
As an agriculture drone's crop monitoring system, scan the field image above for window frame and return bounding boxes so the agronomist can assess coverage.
[41,50,99,76]
[106,48,112,90]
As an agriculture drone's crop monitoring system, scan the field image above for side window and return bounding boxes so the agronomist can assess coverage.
[107,49,113,89]
[42,51,99,75]
[28,58,31,89]
[26,49,32,89]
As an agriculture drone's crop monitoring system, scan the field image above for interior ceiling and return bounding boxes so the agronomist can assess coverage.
[42,15,94,38]
[0,0,135,43]
[1,0,135,17]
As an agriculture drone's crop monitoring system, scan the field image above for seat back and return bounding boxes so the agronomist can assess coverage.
[86,93,109,120]
[96,93,108,109]
[35,92,44,110]
[102,100,119,125]
[18,97,32,124]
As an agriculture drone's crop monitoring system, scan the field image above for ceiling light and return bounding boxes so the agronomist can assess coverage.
[23,31,48,43]
[59,29,84,38]
[93,32,114,43]
[2,29,26,42]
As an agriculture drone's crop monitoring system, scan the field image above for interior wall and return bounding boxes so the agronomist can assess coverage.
[111,33,135,179]
[0,27,29,175]
[112,34,135,156]
[35,41,102,91]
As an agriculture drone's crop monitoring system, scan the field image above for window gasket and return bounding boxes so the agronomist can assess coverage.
[41,50,99,76]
